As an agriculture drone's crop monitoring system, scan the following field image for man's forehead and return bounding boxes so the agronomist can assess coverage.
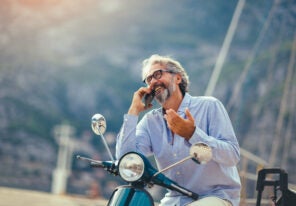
[143,63,165,76]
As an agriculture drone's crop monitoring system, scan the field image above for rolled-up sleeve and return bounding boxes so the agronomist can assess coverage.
[116,114,153,159]
[189,99,240,166]
[115,114,138,159]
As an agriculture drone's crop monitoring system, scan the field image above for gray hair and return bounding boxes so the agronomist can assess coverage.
[142,54,189,95]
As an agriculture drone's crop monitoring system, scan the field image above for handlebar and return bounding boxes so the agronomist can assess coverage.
[151,172,199,200]
[77,152,199,199]
[76,155,118,175]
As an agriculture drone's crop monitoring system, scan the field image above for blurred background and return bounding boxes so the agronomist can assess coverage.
[0,0,295,205]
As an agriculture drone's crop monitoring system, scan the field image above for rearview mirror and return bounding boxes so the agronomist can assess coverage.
[91,114,106,135]
[91,114,114,161]
[190,143,212,164]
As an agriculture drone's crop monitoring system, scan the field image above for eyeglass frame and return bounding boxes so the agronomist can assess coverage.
[143,69,176,85]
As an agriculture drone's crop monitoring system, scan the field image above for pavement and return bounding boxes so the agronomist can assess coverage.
[0,187,108,206]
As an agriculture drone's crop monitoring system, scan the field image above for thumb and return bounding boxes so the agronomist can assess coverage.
[185,108,194,122]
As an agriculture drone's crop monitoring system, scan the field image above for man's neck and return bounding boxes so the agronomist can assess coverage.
[162,91,184,111]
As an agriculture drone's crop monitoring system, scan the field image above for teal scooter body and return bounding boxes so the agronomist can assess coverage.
[108,185,154,206]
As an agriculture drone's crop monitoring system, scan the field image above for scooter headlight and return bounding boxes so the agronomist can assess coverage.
[118,152,145,182]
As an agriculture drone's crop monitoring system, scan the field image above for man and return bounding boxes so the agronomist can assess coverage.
[116,54,241,206]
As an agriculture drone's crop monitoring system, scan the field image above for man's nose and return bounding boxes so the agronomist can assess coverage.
[149,76,159,85]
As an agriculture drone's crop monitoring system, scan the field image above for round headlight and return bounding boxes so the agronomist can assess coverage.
[118,153,145,182]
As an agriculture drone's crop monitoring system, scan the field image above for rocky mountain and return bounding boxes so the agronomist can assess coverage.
[0,0,295,200]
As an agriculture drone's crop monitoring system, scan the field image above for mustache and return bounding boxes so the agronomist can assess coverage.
[152,83,166,91]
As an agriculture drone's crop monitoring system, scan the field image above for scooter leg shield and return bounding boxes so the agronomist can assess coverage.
[108,185,154,206]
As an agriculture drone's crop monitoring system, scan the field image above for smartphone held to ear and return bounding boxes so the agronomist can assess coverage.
[144,90,155,107]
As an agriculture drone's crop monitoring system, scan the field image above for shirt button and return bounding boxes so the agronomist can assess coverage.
[176,172,180,175]
[174,153,177,157]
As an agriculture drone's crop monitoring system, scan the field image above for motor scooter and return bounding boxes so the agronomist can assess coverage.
[77,114,213,206]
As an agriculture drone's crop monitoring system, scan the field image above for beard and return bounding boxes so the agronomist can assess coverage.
[155,78,176,104]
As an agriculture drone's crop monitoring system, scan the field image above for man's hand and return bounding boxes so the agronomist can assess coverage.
[128,87,153,115]
[164,108,195,140]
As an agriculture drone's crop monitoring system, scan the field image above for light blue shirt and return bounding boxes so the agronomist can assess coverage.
[116,93,241,206]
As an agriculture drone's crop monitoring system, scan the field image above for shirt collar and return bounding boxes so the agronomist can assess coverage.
[161,93,191,115]
[178,93,191,112]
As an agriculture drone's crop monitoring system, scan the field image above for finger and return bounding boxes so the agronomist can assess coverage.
[165,110,181,131]
[185,108,194,122]
[165,109,178,118]
[138,87,150,97]
[145,103,153,109]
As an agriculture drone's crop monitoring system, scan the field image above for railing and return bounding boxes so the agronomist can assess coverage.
[239,148,269,206]
[239,148,296,206]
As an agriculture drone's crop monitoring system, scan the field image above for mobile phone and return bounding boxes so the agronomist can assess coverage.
[144,90,155,107]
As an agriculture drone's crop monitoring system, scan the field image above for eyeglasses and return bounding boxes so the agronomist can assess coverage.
[143,69,175,84]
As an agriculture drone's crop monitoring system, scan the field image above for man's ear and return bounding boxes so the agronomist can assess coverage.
[176,74,182,84]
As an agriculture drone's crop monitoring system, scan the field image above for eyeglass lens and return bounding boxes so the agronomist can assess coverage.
[146,70,163,84]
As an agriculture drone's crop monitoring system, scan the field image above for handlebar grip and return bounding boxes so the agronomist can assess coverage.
[190,191,199,200]
[170,183,199,200]
[90,161,104,168]
[92,161,119,176]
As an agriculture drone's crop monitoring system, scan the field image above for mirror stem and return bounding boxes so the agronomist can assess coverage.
[153,156,195,177]
[77,155,103,164]
[98,130,115,161]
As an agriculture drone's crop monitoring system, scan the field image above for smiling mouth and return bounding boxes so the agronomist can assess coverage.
[154,86,162,95]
